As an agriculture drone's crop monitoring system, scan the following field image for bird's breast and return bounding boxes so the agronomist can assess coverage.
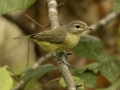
[37,41,61,52]
[37,33,81,52]
[62,33,81,50]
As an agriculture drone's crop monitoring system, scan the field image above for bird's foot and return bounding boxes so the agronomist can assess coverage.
[55,55,70,67]
[63,51,73,59]
[58,51,72,59]
[55,51,73,67]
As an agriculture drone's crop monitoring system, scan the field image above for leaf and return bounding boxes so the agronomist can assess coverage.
[73,76,84,90]
[75,62,99,75]
[74,61,99,88]
[74,35,103,60]
[59,76,84,90]
[0,0,36,15]
[76,72,97,88]
[0,66,13,90]
[113,0,120,12]
[21,64,57,81]
[98,54,120,83]
[59,77,67,87]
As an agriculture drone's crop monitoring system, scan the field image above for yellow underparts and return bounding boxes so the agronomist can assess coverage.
[37,33,81,52]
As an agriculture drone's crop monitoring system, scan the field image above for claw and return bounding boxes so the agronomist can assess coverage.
[53,51,73,67]
[66,52,73,56]
[55,55,70,67]
[62,51,68,59]
[53,51,70,67]
[62,51,73,59]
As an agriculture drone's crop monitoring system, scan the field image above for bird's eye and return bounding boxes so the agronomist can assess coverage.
[75,25,81,28]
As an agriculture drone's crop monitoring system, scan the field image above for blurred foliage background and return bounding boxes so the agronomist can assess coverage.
[0,0,120,90]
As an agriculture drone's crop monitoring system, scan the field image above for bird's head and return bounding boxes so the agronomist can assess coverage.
[66,20,92,34]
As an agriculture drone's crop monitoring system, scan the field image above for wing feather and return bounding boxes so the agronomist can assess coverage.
[30,26,67,43]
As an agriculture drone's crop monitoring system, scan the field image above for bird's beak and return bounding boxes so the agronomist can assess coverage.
[87,27,93,30]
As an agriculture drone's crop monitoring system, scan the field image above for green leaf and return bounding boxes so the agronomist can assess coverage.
[75,62,99,75]
[59,78,66,87]
[98,54,120,83]
[21,64,57,81]
[59,76,84,90]
[0,66,13,90]
[0,0,36,15]
[73,76,84,90]
[74,35,103,60]
[113,0,120,12]
[76,72,97,88]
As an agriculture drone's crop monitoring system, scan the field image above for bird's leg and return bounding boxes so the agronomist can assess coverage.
[62,51,68,59]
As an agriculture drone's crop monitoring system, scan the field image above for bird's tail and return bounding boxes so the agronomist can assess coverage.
[13,36,30,40]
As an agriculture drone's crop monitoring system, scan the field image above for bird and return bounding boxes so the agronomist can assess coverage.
[14,20,92,66]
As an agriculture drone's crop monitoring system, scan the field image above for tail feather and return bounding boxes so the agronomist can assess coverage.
[13,36,29,40]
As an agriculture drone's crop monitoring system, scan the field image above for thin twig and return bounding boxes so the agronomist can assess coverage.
[25,14,50,28]
[57,2,64,8]
[33,53,53,69]
[3,14,34,35]
[84,12,120,34]
[26,39,29,68]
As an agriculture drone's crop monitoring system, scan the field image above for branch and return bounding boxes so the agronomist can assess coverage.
[84,12,120,34]
[47,0,76,90]
[13,53,53,90]
[33,53,53,69]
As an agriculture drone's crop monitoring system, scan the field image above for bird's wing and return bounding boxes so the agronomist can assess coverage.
[30,27,67,43]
